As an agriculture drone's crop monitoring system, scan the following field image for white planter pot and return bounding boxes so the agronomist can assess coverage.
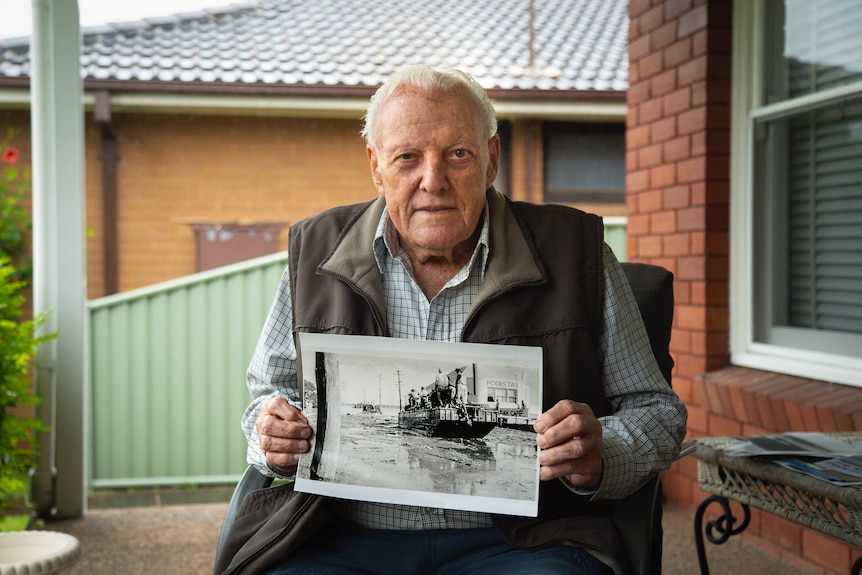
[0,531,80,575]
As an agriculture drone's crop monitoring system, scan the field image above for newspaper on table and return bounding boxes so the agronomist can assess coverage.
[723,432,862,486]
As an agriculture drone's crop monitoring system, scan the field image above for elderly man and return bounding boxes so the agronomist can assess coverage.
[236,64,686,575]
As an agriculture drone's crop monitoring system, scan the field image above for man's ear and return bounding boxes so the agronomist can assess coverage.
[485,134,501,188]
[367,145,384,194]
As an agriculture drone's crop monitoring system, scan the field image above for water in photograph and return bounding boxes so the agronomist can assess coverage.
[322,408,538,501]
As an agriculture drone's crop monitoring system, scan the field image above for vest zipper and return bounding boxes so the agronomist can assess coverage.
[462,278,542,341]
[317,269,388,336]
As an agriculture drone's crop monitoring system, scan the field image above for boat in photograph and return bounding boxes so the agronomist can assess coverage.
[493,401,535,432]
[356,376,383,413]
[398,405,498,439]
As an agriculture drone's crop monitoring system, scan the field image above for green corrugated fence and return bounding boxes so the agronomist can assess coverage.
[87,252,289,488]
[603,217,628,263]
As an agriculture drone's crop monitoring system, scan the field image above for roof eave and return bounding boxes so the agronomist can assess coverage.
[0,78,627,121]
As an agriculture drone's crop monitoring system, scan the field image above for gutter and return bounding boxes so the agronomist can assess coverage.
[0,86,30,108]
[0,79,627,121]
[105,92,626,121]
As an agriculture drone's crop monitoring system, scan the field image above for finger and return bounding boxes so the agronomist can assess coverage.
[533,400,589,433]
[539,457,603,486]
[535,402,598,449]
[538,434,601,467]
[258,397,311,439]
[537,436,603,485]
[265,448,302,472]
[261,396,308,424]
[256,410,312,440]
[258,431,311,456]
[256,398,313,456]
[257,413,312,474]
[537,414,598,449]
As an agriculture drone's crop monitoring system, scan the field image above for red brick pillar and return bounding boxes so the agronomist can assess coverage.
[626,0,732,508]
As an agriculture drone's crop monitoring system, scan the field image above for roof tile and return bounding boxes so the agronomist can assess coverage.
[0,0,628,93]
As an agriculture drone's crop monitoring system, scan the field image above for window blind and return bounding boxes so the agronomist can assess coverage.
[785,0,862,96]
[783,1,862,335]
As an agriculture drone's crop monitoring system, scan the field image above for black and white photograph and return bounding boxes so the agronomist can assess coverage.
[294,333,543,517]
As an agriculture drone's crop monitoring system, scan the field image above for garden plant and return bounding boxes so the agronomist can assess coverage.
[0,128,54,530]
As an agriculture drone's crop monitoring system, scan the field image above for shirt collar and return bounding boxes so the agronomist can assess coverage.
[373,203,490,279]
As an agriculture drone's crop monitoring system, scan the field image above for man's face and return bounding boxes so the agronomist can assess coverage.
[367,86,499,264]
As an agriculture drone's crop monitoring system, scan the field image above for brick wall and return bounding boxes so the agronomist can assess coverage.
[85,113,376,296]
[628,2,862,573]
[627,0,733,413]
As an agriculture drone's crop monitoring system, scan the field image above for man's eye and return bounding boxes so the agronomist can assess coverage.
[452,149,470,159]
[397,153,416,161]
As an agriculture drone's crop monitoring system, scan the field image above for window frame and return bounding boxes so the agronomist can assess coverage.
[730,0,862,387]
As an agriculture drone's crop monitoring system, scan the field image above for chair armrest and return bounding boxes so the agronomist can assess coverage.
[612,442,695,575]
[214,466,274,572]
[612,474,664,575]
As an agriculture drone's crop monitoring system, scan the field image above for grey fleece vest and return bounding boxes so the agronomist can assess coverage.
[287,190,629,572]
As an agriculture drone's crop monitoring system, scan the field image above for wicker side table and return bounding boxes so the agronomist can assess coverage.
[693,433,862,575]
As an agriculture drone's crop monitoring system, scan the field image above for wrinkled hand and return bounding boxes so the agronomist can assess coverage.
[534,400,603,488]
[255,396,312,474]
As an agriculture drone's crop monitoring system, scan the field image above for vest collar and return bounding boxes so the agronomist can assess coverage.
[476,187,545,310]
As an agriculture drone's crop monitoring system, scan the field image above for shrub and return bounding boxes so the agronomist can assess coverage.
[0,129,53,512]
[0,129,32,281]
[0,262,52,511]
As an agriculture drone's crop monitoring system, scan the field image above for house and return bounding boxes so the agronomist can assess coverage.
[629,1,862,573]
[0,0,630,298]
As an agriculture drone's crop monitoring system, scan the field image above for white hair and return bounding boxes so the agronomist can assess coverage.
[361,64,498,148]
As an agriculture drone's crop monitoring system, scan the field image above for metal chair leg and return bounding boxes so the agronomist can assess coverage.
[693,495,751,575]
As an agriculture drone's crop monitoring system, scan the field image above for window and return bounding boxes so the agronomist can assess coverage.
[543,122,625,203]
[731,0,862,386]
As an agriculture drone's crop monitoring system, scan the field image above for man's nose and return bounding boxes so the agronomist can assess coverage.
[419,156,448,193]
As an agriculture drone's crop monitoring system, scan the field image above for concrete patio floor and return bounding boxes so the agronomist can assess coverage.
[39,491,816,575]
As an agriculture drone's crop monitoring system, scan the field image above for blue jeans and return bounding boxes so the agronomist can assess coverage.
[264,517,613,575]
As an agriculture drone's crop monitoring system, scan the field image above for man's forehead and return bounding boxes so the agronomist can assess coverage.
[387,83,462,104]
[378,86,477,123]
[374,92,484,149]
